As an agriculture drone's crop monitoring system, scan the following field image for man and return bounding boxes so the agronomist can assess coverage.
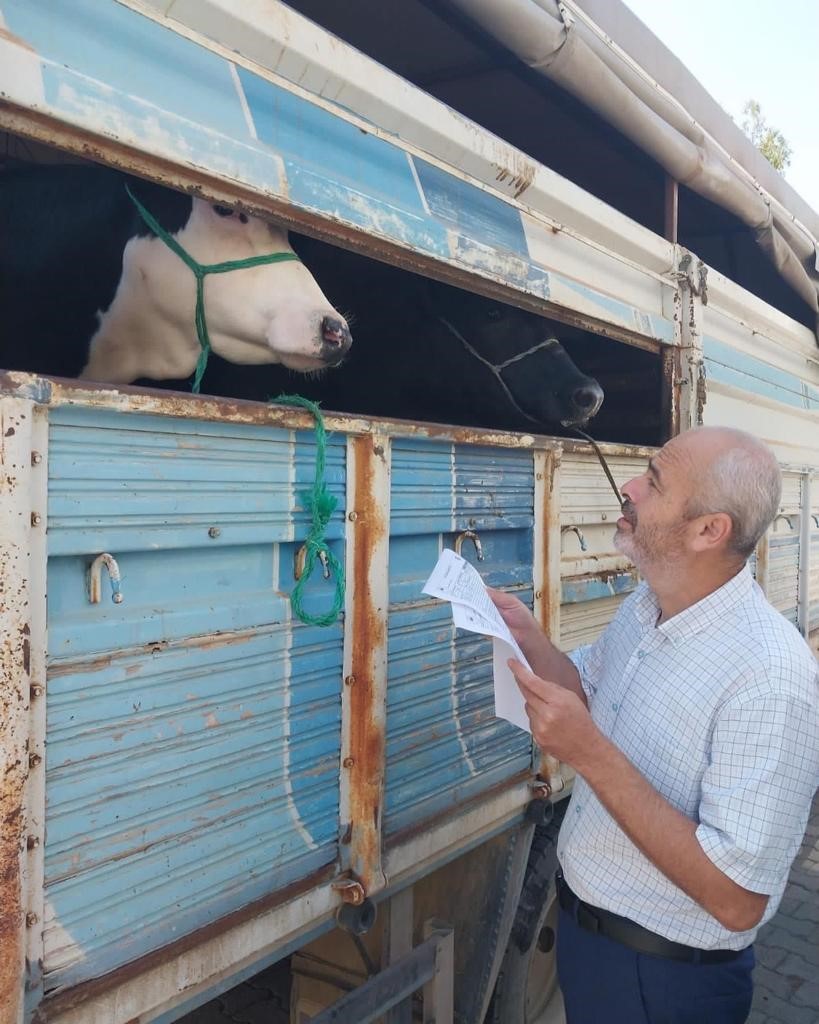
[491,426,819,1024]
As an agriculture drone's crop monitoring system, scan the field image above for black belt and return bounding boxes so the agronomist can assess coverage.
[555,870,746,964]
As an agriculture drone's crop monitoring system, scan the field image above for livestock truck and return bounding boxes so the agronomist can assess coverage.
[1,2,817,1022]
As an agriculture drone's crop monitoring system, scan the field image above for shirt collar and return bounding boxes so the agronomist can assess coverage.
[633,564,754,644]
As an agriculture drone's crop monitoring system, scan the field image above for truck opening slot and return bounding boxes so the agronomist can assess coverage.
[0,135,666,448]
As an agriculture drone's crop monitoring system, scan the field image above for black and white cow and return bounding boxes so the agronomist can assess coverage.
[0,164,352,383]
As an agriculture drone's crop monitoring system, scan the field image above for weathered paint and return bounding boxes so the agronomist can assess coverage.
[704,337,819,412]
[40,868,339,1024]
[0,0,676,349]
[383,441,534,838]
[41,406,344,993]
[22,407,48,1021]
[561,570,639,605]
[340,434,391,897]
[0,398,34,1024]
[0,372,545,451]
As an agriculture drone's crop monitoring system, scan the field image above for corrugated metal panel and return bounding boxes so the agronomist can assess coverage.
[557,447,645,653]
[767,473,802,628]
[384,439,533,838]
[809,531,819,632]
[559,595,628,651]
[43,407,344,993]
[768,531,800,628]
[780,473,803,513]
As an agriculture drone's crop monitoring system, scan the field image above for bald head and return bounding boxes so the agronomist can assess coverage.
[676,427,782,559]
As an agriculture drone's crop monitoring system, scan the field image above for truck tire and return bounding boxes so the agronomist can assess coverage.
[487,799,568,1024]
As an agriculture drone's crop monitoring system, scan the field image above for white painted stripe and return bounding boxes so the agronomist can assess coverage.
[406,152,432,216]
[229,60,258,141]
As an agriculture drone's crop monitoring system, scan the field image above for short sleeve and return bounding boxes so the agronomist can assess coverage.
[569,635,606,703]
[696,692,819,893]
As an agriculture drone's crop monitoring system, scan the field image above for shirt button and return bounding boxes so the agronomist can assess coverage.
[611,702,619,712]
[575,804,582,814]
[637,650,646,659]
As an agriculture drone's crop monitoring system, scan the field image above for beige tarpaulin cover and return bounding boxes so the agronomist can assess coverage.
[449,0,819,338]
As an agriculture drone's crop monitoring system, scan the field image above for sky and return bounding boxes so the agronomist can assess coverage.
[621,0,819,214]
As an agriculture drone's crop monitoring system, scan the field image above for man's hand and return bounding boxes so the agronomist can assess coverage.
[488,589,587,704]
[509,659,769,933]
[509,659,601,768]
[487,588,539,643]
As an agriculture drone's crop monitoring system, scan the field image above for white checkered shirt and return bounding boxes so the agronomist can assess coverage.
[557,564,819,949]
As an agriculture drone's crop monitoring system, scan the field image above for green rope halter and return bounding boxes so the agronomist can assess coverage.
[125,184,301,393]
[124,187,344,627]
[275,394,345,627]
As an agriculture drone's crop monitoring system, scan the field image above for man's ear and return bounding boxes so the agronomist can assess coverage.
[690,511,733,553]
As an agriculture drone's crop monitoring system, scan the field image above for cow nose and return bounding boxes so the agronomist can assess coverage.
[572,383,603,416]
[320,315,352,364]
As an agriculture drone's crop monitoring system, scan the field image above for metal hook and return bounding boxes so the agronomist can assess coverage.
[561,525,588,552]
[295,544,330,581]
[88,553,123,605]
[454,529,484,561]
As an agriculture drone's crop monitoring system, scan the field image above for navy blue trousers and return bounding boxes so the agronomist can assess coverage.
[557,905,755,1024]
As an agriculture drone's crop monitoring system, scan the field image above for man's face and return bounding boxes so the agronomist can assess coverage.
[614,436,698,572]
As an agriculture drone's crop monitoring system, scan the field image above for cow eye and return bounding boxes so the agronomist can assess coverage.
[212,204,234,218]
[486,307,504,322]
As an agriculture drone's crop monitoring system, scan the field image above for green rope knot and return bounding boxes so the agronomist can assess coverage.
[125,184,301,393]
[275,394,345,627]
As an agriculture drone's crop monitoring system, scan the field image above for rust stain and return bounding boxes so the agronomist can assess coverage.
[385,769,531,850]
[493,157,536,199]
[347,436,387,892]
[0,498,28,1024]
[0,26,35,52]
[39,863,336,1019]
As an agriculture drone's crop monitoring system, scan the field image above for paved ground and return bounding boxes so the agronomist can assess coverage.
[748,790,819,1024]
[183,793,819,1024]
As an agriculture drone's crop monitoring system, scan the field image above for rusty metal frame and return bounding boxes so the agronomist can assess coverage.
[21,405,48,1019]
[672,249,707,433]
[0,397,36,1024]
[0,97,669,359]
[339,433,391,900]
[0,372,557,452]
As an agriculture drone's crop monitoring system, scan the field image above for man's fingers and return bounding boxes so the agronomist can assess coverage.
[507,659,557,701]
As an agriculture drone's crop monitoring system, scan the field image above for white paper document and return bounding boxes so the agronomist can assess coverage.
[422,548,531,733]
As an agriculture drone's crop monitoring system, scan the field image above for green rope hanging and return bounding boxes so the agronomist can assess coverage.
[125,185,301,393]
[275,394,346,627]
[124,188,343,625]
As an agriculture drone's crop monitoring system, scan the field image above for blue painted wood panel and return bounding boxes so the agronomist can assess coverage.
[704,337,819,411]
[384,439,533,837]
[43,407,344,993]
